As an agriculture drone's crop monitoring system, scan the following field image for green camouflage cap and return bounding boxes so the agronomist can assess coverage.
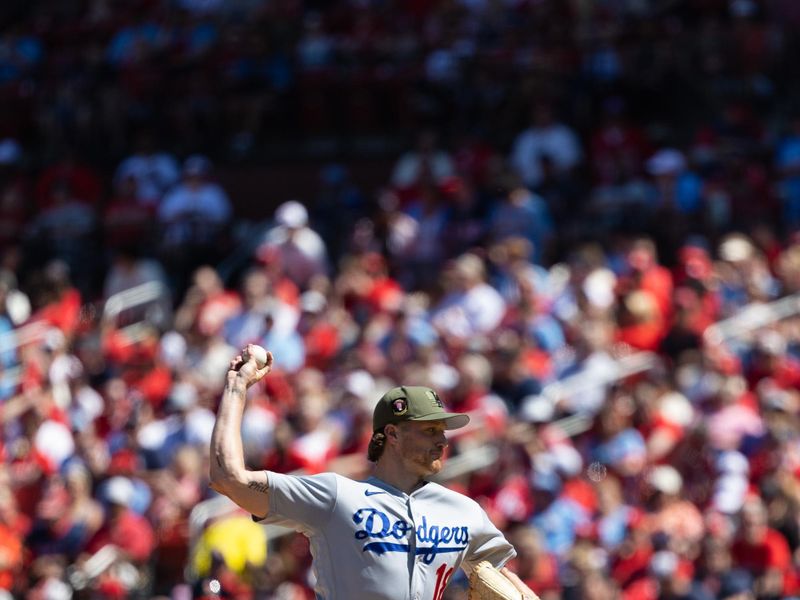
[372,386,470,432]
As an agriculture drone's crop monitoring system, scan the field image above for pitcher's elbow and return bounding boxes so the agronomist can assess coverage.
[208,475,228,496]
[209,465,239,496]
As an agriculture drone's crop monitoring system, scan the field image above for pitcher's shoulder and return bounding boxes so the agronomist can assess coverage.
[420,481,480,507]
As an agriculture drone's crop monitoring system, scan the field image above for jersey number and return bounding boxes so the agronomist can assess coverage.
[432,563,455,600]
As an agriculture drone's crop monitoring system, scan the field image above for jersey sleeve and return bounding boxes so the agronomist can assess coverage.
[462,505,517,573]
[255,471,337,534]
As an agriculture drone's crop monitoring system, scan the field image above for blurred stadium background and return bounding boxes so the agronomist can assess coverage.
[3,0,800,598]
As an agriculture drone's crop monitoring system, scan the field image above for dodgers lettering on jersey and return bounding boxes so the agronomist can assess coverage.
[259,472,515,600]
[353,508,469,563]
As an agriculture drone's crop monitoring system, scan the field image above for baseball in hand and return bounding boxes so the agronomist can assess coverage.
[243,345,268,368]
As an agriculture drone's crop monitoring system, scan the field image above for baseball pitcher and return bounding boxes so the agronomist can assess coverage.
[210,345,539,600]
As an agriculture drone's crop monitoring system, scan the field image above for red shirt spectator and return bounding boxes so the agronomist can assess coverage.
[617,239,674,320]
[87,504,155,563]
[508,526,561,596]
[30,286,82,339]
[34,156,103,209]
[299,294,340,372]
[732,499,792,597]
[616,290,667,351]
[0,520,22,591]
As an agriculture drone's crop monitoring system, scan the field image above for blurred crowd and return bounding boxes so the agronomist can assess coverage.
[4,0,800,599]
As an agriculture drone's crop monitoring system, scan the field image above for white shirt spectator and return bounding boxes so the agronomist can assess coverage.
[115,152,180,207]
[258,201,328,288]
[510,117,582,188]
[158,182,232,225]
[103,251,172,329]
[103,255,169,300]
[391,151,455,188]
[223,300,300,349]
[431,282,506,338]
[158,155,231,232]
[390,130,455,189]
[431,254,506,339]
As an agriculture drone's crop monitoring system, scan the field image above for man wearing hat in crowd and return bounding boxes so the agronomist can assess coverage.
[155,154,233,296]
[210,344,539,600]
[256,200,328,289]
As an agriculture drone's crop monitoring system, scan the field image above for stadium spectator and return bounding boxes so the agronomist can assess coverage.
[431,253,506,347]
[391,129,456,197]
[114,130,180,209]
[256,200,328,290]
[510,103,582,191]
[157,156,233,296]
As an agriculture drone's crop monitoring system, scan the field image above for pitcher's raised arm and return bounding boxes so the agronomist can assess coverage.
[209,345,274,518]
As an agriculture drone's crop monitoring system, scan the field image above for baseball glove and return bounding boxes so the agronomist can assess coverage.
[468,561,538,600]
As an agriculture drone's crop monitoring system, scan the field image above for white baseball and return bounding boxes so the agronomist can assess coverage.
[243,344,268,368]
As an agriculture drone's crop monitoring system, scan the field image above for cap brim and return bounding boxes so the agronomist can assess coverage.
[411,412,470,430]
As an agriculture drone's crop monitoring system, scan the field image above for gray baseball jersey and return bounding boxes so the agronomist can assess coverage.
[257,472,516,600]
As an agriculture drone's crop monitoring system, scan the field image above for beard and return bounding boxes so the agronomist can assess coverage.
[406,450,444,477]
